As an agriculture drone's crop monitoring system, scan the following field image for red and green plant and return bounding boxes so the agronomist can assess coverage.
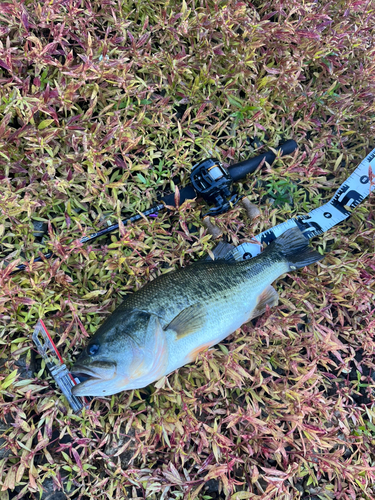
[0,0,374,499]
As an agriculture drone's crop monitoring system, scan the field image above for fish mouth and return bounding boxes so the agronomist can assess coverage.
[71,360,116,380]
[71,365,102,383]
[70,362,117,397]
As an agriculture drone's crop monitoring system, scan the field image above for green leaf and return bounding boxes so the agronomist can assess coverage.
[38,119,54,130]
[137,173,147,184]
[230,493,253,499]
[227,95,243,108]
[2,369,19,389]
[82,290,106,299]
[218,344,229,355]
[11,337,28,344]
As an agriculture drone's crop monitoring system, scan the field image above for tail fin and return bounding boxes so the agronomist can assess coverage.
[266,227,323,270]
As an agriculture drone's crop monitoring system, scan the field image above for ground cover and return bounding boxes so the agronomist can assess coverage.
[0,0,375,499]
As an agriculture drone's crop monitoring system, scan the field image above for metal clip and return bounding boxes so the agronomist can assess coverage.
[32,320,92,412]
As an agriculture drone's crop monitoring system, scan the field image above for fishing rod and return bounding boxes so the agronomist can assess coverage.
[9,139,298,274]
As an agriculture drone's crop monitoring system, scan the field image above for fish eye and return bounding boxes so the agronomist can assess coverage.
[88,344,100,356]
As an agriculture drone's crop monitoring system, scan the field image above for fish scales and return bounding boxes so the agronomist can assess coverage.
[71,227,323,397]
[118,255,286,320]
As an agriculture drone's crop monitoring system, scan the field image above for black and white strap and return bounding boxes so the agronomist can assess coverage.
[226,148,375,261]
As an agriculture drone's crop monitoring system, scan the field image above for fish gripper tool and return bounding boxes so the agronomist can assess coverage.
[32,319,92,412]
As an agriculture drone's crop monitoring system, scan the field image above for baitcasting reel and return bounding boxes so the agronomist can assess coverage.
[190,158,241,217]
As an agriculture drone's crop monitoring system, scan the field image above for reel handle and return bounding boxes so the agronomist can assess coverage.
[228,139,297,182]
[161,185,196,207]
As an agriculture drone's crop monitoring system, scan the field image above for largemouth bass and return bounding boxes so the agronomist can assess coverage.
[71,227,322,396]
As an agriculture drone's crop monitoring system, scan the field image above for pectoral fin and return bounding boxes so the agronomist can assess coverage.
[165,303,206,339]
[250,285,279,320]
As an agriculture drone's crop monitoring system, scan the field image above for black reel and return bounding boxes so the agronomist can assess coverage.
[190,158,241,217]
